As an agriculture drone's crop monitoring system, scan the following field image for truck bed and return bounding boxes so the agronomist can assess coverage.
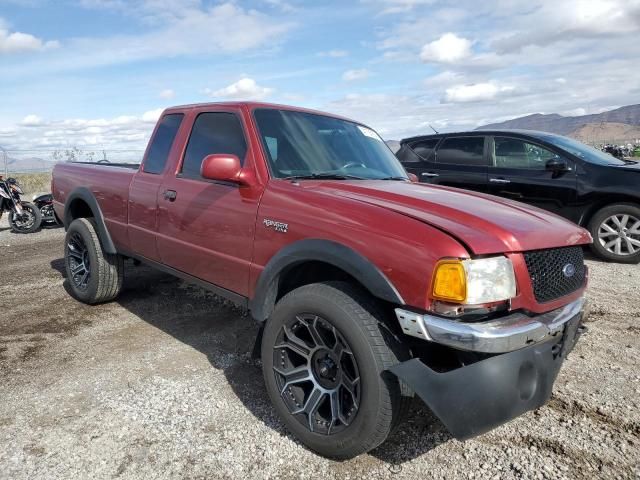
[52,162,137,251]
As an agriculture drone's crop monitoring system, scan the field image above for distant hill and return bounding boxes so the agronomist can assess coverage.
[2,156,57,174]
[478,104,640,136]
[568,122,640,144]
[385,140,401,153]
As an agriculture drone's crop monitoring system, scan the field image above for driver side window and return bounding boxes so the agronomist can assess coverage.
[492,137,557,170]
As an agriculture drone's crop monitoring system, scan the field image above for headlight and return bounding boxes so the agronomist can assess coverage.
[431,256,516,305]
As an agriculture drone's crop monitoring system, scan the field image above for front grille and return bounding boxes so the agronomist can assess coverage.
[523,246,586,303]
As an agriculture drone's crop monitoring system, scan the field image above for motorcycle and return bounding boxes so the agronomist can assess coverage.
[33,193,62,226]
[0,176,42,233]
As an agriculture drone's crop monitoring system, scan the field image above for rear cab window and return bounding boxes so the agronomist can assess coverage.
[181,112,247,180]
[436,136,488,166]
[142,113,184,174]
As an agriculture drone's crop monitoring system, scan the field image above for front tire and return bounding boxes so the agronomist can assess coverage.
[261,281,411,459]
[64,218,124,304]
[588,203,640,264]
[9,202,41,233]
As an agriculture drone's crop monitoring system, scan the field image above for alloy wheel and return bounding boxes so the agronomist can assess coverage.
[598,214,640,256]
[67,232,91,290]
[272,314,361,435]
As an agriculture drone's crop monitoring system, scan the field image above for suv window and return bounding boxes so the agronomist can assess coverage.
[409,138,439,161]
[436,137,486,166]
[142,114,184,174]
[181,112,247,179]
[493,137,557,170]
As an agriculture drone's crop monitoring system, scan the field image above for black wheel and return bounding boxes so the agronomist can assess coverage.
[261,281,411,459]
[8,202,41,233]
[64,218,124,304]
[588,203,640,264]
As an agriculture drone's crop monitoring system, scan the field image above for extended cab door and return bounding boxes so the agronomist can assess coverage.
[155,108,263,297]
[128,113,185,261]
[487,135,577,217]
[428,135,489,192]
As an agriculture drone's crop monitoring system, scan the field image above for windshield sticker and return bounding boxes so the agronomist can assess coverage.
[358,125,382,142]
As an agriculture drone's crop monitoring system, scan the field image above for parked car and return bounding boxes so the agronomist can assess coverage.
[396,130,640,263]
[53,103,590,459]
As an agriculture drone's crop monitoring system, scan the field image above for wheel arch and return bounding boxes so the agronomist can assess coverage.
[63,187,117,254]
[249,239,405,323]
[579,195,640,227]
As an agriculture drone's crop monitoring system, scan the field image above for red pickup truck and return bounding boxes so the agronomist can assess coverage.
[53,102,591,459]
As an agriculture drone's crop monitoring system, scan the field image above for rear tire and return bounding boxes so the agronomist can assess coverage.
[588,203,640,264]
[9,202,41,233]
[261,281,411,459]
[64,218,124,304]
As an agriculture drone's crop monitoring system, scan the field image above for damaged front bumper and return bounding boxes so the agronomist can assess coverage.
[389,297,588,440]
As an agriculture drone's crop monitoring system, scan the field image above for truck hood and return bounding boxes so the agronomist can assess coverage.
[310,181,591,255]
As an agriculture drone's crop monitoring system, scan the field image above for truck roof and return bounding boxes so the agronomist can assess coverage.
[164,101,358,124]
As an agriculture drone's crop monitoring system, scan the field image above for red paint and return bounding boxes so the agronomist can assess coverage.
[53,102,591,313]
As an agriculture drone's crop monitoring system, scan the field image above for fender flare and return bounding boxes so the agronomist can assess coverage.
[63,187,117,254]
[249,239,405,322]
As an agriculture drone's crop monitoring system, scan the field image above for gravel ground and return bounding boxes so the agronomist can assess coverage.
[0,218,638,479]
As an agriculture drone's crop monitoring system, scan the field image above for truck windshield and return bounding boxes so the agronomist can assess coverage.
[539,134,628,166]
[254,108,408,180]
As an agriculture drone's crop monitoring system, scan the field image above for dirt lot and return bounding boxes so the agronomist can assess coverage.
[0,219,638,479]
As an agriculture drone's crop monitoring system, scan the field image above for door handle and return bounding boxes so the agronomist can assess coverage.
[163,190,177,201]
[421,172,439,178]
[489,178,511,184]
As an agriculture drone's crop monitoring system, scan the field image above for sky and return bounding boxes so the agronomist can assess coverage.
[1,0,639,158]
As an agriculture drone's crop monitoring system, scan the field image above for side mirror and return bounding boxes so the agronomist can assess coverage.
[407,173,419,183]
[545,157,569,172]
[200,154,243,183]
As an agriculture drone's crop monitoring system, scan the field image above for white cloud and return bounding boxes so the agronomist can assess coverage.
[21,114,44,126]
[492,0,640,52]
[420,33,472,64]
[159,89,175,99]
[362,0,437,15]
[444,82,516,103]
[317,49,349,57]
[3,109,169,156]
[4,3,293,74]
[342,69,370,82]
[0,24,59,54]
[208,78,274,100]
[142,108,163,123]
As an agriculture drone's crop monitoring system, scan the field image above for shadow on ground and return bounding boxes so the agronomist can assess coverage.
[49,258,450,463]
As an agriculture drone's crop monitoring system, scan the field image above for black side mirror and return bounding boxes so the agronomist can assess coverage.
[545,157,570,172]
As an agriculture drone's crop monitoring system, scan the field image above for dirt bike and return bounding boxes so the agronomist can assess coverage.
[0,176,42,233]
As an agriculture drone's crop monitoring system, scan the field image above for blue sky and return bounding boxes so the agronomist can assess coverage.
[1,0,639,156]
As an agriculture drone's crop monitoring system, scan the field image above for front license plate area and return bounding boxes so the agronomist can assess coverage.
[561,314,581,357]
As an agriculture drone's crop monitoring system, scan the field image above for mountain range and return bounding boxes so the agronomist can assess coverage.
[478,104,640,142]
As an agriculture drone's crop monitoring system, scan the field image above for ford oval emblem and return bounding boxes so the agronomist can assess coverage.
[562,263,576,278]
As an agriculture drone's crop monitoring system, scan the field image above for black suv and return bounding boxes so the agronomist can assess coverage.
[396,130,640,263]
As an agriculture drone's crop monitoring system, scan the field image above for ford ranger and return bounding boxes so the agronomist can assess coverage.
[52,102,591,459]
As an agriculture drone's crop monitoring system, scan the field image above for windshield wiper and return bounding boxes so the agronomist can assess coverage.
[377,176,409,181]
[282,173,367,181]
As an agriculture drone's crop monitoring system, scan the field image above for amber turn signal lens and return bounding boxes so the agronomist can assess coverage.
[431,260,467,303]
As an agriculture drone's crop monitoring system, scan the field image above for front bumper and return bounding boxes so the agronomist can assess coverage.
[395,296,587,353]
[389,300,587,440]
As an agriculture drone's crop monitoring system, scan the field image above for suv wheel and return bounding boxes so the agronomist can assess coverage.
[261,281,411,459]
[588,203,640,264]
[64,218,124,303]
